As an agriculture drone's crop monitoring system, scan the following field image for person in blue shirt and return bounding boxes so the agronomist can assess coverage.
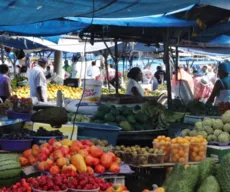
[207,62,230,105]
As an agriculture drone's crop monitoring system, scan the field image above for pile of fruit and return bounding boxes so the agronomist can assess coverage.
[181,110,230,143]
[0,99,13,115]
[113,145,164,166]
[11,76,28,89]
[18,138,121,175]
[0,172,128,192]
[171,99,220,116]
[154,155,230,192]
[153,135,207,163]
[92,103,185,131]
[12,84,82,100]
[7,95,32,113]
[1,132,31,140]
[29,127,63,137]
[68,113,91,123]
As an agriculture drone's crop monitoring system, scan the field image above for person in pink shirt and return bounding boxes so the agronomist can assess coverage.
[0,64,11,101]
[194,76,213,102]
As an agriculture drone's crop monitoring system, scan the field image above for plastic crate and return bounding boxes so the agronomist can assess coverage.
[101,175,125,185]
[76,123,121,146]
[189,142,207,162]
[171,144,189,163]
[7,110,32,121]
[0,139,32,152]
[153,142,171,162]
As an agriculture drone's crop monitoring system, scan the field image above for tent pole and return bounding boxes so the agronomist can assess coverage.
[54,51,63,77]
[1,48,3,64]
[175,46,179,81]
[114,40,119,95]
[164,29,172,109]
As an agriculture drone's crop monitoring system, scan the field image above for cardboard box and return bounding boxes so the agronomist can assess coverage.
[207,145,230,161]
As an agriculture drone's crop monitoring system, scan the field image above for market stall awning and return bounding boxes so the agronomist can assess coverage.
[0,1,198,25]
[0,19,89,37]
[201,0,230,11]
[68,15,196,28]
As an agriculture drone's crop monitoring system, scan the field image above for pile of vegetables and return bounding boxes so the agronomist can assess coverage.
[18,138,121,175]
[182,110,230,143]
[153,154,230,192]
[91,103,185,131]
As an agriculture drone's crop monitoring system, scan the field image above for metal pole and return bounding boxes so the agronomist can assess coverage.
[115,40,119,95]
[164,29,172,109]
[54,51,63,77]
[175,46,179,81]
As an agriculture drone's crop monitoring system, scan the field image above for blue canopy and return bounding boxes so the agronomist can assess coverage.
[0,36,47,50]
[201,0,230,11]
[0,1,198,25]
[68,15,196,27]
[0,19,89,36]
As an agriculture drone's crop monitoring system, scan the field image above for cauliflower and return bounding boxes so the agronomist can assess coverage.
[189,130,197,137]
[197,131,208,139]
[214,129,222,137]
[207,135,218,142]
[195,121,204,131]
[212,119,224,130]
[221,112,230,124]
[223,123,230,133]
[181,129,191,137]
[218,132,230,143]
[202,118,213,127]
[204,126,214,135]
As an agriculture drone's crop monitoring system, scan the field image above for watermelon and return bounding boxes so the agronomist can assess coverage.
[0,154,21,187]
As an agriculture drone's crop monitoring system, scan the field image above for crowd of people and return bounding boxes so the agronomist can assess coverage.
[0,55,229,106]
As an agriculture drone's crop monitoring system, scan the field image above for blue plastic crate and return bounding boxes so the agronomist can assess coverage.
[76,122,121,146]
[7,110,32,122]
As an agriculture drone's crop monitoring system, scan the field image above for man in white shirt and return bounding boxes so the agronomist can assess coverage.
[87,61,100,80]
[28,58,48,102]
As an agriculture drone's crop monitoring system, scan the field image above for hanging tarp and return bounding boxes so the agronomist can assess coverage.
[0,36,47,49]
[68,15,196,27]
[0,1,198,25]
[201,0,230,11]
[0,19,89,36]
[179,47,230,56]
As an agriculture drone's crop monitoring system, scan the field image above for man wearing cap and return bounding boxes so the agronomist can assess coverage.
[208,62,230,105]
[28,58,48,102]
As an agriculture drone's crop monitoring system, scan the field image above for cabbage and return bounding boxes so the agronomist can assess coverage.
[212,119,224,130]
[221,112,230,124]
[181,129,191,137]
[197,131,208,139]
[195,121,204,131]
[189,130,197,137]
[207,135,218,142]
[223,123,230,133]
[214,129,223,137]
[204,126,214,135]
[202,118,213,127]
[218,132,230,143]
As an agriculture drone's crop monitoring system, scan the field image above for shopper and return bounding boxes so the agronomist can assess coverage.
[154,66,166,84]
[207,62,230,105]
[87,61,100,81]
[0,64,11,101]
[194,76,213,102]
[28,58,48,102]
[126,67,144,97]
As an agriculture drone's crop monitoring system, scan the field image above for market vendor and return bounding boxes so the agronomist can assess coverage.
[207,62,230,105]
[0,64,11,101]
[126,67,144,97]
[28,58,48,102]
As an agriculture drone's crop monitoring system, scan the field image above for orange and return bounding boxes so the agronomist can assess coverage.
[195,156,201,161]
[179,157,185,163]
[199,145,206,151]
[200,154,206,160]
[178,150,185,157]
[198,151,205,157]
[153,139,159,142]
[174,153,180,160]
[191,152,197,158]
[160,140,166,143]
[172,156,178,162]
[172,148,178,154]
[192,146,199,152]
[166,137,171,141]
[154,143,161,148]
[171,139,177,144]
